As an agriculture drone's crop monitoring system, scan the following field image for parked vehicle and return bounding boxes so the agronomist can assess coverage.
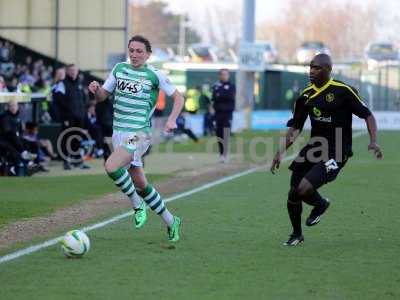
[296,41,331,64]
[364,42,399,69]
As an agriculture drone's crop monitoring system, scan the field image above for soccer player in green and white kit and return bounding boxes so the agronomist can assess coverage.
[88,35,184,242]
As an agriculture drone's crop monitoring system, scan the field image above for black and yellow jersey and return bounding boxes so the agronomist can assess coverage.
[287,78,371,159]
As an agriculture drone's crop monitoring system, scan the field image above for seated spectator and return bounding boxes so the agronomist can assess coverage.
[174,112,199,142]
[23,121,56,162]
[0,100,37,176]
[84,102,105,158]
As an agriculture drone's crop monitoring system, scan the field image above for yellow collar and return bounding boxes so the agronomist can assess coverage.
[309,79,333,99]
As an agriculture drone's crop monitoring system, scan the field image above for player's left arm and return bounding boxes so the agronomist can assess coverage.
[156,69,184,133]
[165,90,184,133]
[365,113,383,159]
[348,86,383,159]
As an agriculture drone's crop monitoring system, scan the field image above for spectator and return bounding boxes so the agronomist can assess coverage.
[19,77,32,94]
[211,68,236,163]
[0,100,37,176]
[185,87,200,114]
[48,67,65,122]
[22,122,50,172]
[198,84,214,135]
[174,112,199,142]
[0,41,14,63]
[84,102,105,158]
[53,64,89,170]
[199,84,211,112]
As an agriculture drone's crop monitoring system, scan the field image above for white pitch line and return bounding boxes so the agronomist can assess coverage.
[0,131,367,264]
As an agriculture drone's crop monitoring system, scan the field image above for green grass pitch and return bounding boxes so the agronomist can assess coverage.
[0,131,399,299]
[0,174,165,228]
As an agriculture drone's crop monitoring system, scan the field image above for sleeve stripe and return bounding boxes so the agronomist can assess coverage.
[330,81,364,104]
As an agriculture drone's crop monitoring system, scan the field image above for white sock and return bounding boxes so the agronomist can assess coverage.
[161,208,174,227]
[129,192,143,209]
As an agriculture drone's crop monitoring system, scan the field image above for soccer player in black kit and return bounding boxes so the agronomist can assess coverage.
[270,54,383,246]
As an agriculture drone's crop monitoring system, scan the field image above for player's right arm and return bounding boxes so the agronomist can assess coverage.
[270,95,308,174]
[88,81,110,103]
[270,127,301,174]
[88,66,117,102]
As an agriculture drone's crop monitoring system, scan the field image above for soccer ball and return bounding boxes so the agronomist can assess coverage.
[60,230,90,258]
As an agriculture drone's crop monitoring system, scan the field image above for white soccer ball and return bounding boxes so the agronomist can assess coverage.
[60,230,90,258]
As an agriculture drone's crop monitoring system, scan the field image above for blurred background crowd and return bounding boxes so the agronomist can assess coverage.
[1,0,400,176]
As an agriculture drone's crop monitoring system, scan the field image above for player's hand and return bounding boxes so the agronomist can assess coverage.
[164,118,177,134]
[270,152,282,174]
[368,142,383,159]
[88,81,100,94]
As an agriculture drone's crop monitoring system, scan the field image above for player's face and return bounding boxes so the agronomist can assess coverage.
[309,60,329,87]
[128,41,150,68]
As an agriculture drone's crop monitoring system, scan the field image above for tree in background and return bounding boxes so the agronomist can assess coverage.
[257,0,379,62]
[203,1,242,50]
[130,1,200,54]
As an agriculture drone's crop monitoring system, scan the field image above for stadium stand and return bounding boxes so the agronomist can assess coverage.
[0,36,107,176]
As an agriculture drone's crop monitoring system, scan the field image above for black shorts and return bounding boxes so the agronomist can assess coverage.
[289,144,348,189]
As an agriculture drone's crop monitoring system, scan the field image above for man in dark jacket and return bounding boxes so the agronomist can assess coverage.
[53,64,88,169]
[0,100,37,175]
[211,68,235,163]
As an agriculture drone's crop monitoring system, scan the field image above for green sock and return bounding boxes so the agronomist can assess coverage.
[107,168,135,198]
[137,184,174,226]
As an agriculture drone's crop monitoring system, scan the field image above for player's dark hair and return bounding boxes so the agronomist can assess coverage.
[128,35,152,53]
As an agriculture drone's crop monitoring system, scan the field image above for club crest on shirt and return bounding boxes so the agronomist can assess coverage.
[326,93,335,103]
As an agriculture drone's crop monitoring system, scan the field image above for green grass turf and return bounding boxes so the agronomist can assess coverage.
[0,174,165,228]
[0,131,398,299]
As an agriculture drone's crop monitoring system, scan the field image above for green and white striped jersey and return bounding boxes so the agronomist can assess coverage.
[102,62,176,132]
